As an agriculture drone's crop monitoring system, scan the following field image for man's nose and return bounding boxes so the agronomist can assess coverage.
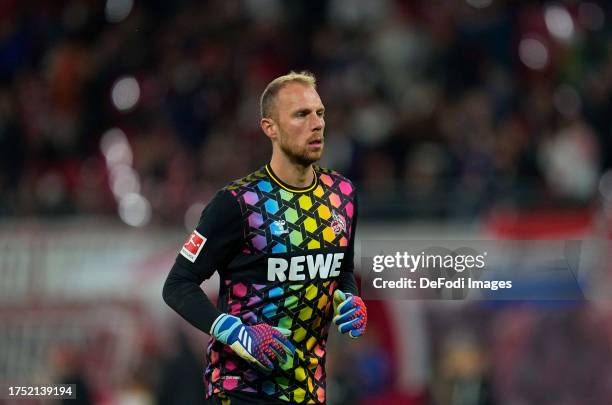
[311,114,324,131]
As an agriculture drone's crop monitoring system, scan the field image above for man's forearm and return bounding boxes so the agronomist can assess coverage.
[162,261,222,334]
[337,271,358,295]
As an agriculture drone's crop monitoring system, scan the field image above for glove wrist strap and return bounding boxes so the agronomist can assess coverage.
[211,314,242,344]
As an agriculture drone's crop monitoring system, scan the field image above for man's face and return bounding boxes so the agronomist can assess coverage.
[272,82,325,166]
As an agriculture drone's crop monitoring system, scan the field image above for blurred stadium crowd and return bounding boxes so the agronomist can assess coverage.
[2,1,612,404]
[1,0,612,223]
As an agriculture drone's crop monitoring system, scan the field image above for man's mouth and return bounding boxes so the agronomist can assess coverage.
[308,139,323,146]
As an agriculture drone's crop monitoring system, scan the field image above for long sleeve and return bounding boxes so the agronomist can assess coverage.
[337,191,359,295]
[163,261,223,333]
[162,190,243,334]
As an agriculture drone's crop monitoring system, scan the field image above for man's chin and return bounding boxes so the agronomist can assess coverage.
[281,146,323,167]
[302,151,322,166]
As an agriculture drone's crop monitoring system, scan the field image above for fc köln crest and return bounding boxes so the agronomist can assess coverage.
[331,210,346,235]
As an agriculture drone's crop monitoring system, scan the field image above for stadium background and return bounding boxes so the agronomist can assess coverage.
[1,0,612,404]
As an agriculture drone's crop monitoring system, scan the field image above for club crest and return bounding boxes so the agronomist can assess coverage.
[331,210,346,235]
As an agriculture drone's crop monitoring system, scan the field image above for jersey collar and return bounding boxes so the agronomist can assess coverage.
[265,164,318,193]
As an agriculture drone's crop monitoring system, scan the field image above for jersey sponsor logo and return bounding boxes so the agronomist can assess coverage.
[180,230,207,262]
[271,220,289,236]
[331,210,346,235]
[268,253,344,281]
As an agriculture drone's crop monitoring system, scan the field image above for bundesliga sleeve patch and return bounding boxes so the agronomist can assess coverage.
[180,230,207,263]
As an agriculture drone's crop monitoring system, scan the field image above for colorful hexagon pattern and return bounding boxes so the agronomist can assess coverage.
[206,165,355,404]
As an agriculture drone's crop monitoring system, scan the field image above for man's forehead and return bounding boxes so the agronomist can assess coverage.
[276,82,323,109]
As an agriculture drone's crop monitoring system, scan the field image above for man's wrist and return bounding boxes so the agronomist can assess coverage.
[209,313,225,334]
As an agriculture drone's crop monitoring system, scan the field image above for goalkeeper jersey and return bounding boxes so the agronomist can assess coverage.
[174,164,358,404]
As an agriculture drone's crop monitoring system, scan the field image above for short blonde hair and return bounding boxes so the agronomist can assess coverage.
[260,71,317,119]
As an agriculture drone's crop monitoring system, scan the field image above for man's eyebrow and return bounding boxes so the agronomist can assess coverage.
[292,107,325,115]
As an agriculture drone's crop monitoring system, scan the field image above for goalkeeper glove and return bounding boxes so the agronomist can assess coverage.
[210,314,295,371]
[333,290,367,338]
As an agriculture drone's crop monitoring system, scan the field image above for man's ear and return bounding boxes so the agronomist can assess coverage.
[260,118,277,140]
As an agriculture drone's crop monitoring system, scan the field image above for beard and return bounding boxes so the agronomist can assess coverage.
[278,135,323,167]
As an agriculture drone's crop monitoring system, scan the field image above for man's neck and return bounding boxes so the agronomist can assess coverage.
[269,155,314,188]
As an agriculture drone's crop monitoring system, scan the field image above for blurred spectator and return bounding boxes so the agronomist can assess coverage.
[0,1,610,224]
[155,331,207,405]
[538,118,599,201]
[327,329,393,405]
[49,345,93,405]
[431,331,494,405]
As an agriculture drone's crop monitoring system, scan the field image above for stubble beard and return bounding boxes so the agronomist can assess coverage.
[278,135,323,168]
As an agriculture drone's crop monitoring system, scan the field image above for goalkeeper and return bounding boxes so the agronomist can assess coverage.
[163,71,367,405]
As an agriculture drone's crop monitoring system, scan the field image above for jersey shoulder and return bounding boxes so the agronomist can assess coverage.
[315,165,352,181]
[223,166,268,192]
[315,165,356,191]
